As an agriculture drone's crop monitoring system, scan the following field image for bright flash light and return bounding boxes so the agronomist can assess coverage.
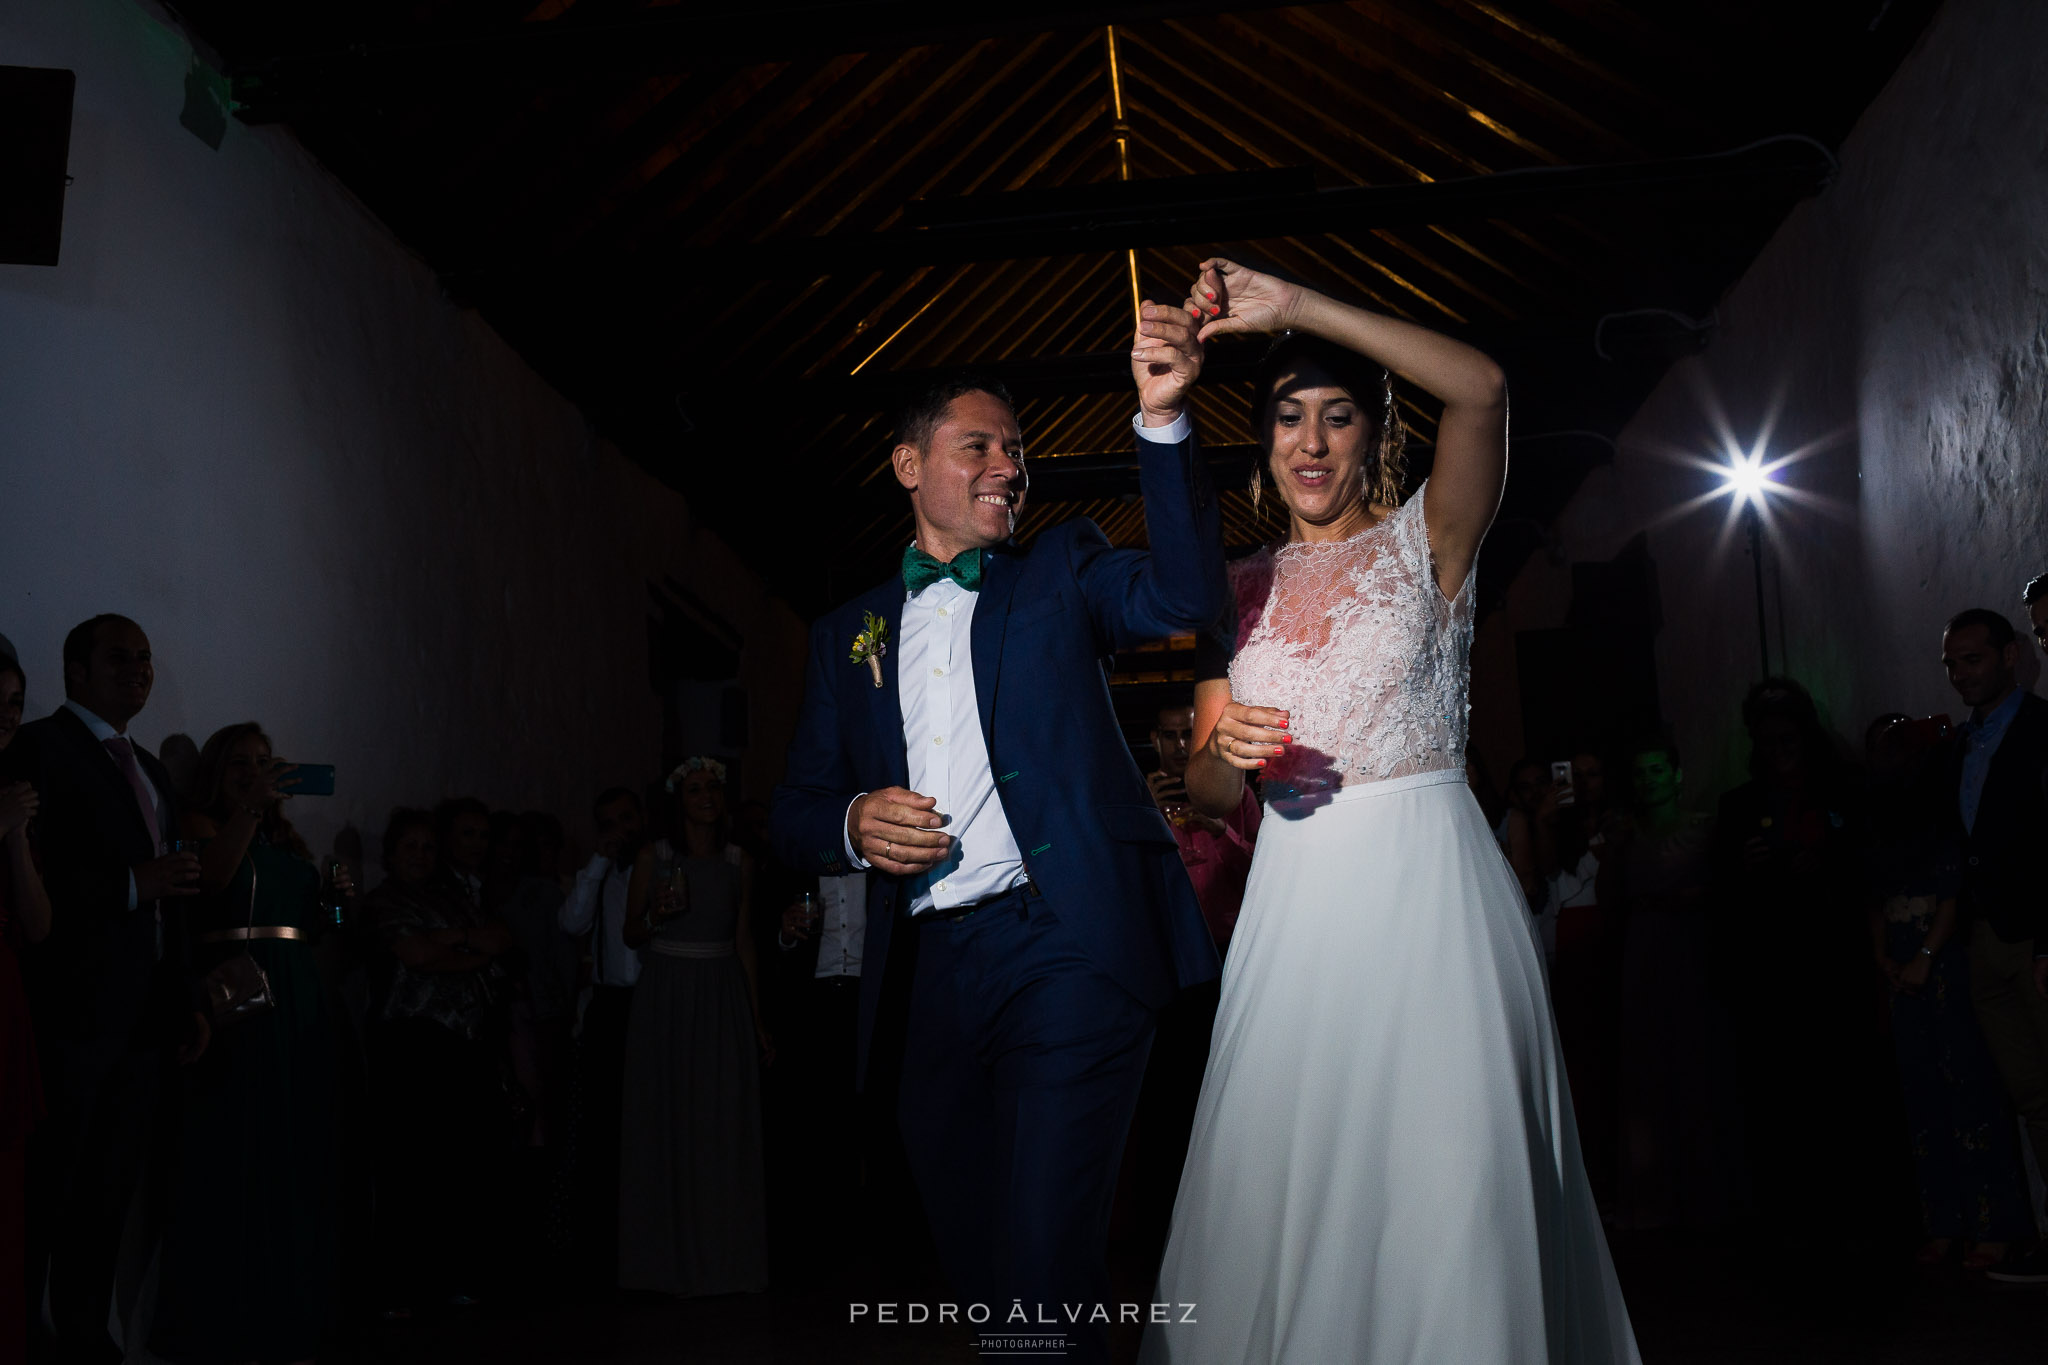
[1721,451,1772,507]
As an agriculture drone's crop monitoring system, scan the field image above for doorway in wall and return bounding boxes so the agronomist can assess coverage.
[647,578,748,797]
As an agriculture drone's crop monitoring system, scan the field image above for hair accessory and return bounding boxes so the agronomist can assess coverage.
[664,755,729,792]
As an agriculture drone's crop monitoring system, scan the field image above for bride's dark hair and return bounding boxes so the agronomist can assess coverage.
[1250,331,1407,514]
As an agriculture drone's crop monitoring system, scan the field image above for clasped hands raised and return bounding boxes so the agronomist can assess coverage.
[1130,257,1303,425]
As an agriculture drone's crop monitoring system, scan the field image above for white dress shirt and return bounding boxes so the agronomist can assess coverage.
[812,872,867,978]
[559,852,641,987]
[841,409,1191,914]
[64,700,162,912]
[890,574,1028,914]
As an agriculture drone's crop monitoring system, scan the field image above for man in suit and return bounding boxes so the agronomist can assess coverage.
[3,615,203,1363]
[771,302,1222,1360]
[766,872,905,1265]
[1939,607,2048,1285]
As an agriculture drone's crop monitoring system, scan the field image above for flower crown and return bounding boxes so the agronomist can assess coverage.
[664,755,729,792]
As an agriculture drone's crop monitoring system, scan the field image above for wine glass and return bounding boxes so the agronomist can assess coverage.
[655,863,688,922]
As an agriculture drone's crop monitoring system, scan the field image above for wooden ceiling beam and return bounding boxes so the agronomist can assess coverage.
[229,1,1308,119]
[645,137,1835,276]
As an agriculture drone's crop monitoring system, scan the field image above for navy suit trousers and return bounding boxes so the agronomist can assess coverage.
[895,885,1154,1364]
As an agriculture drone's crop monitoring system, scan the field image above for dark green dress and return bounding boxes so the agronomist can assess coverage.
[151,840,338,1364]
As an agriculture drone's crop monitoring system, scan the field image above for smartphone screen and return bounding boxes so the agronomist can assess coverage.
[1550,760,1575,806]
[285,763,336,797]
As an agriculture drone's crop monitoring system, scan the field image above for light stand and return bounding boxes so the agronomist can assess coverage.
[1741,499,1769,678]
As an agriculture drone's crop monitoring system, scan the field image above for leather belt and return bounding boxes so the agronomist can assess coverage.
[199,925,304,943]
[914,879,1038,927]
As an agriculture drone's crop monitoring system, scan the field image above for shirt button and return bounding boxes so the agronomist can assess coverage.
[933,735,945,746]
[936,607,949,618]
[936,880,950,893]
[932,667,945,677]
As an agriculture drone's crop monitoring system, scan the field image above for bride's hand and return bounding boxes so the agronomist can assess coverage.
[1189,258,1302,343]
[1206,702,1290,771]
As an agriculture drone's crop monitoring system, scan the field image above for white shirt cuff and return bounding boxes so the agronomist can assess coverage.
[843,794,872,870]
[1133,409,1192,443]
[579,852,609,880]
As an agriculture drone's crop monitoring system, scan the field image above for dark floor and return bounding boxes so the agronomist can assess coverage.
[340,1229,2047,1364]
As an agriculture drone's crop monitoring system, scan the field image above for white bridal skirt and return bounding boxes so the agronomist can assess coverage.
[1143,769,1640,1365]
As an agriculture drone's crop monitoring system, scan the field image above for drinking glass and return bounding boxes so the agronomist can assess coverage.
[320,858,349,927]
[162,838,203,888]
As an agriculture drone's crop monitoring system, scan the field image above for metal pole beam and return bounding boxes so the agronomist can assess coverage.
[1744,502,1770,678]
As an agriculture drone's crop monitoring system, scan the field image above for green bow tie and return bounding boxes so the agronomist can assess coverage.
[902,544,985,595]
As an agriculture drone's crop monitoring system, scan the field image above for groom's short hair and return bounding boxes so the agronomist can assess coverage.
[894,370,1015,455]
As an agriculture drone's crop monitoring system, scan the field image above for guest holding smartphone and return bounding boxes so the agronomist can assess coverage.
[151,723,345,1365]
[1127,692,1261,1276]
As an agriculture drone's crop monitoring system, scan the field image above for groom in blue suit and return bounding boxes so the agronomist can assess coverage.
[772,302,1222,1357]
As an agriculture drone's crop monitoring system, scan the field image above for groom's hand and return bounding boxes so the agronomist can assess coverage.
[1132,299,1205,427]
[848,787,952,877]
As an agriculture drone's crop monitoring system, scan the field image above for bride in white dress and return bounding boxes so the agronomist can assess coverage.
[1142,260,1639,1364]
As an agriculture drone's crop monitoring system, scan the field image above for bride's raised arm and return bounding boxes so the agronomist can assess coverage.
[1191,258,1508,596]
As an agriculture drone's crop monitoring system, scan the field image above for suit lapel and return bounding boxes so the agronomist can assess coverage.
[970,545,1022,747]
[53,705,155,851]
[859,578,911,791]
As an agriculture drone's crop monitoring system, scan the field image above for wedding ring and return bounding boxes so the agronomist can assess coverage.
[884,840,893,858]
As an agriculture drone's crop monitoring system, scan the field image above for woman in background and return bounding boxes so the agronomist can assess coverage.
[366,806,513,1316]
[1547,750,1626,1209]
[151,723,341,1365]
[1604,736,1742,1231]
[0,658,50,1365]
[617,757,769,1296]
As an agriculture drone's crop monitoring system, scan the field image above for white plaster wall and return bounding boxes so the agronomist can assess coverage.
[1474,0,2048,801]
[0,0,807,856]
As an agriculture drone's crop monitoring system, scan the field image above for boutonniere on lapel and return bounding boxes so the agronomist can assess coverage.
[849,610,890,689]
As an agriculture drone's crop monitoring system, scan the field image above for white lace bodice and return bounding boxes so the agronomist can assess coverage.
[1226,482,1476,798]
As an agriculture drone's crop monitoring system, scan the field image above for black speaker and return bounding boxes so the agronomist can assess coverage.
[1,65,76,267]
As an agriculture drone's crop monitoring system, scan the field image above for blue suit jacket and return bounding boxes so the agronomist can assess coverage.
[771,428,1226,1081]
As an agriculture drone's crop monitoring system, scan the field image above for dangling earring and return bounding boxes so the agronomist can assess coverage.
[1248,463,1263,515]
